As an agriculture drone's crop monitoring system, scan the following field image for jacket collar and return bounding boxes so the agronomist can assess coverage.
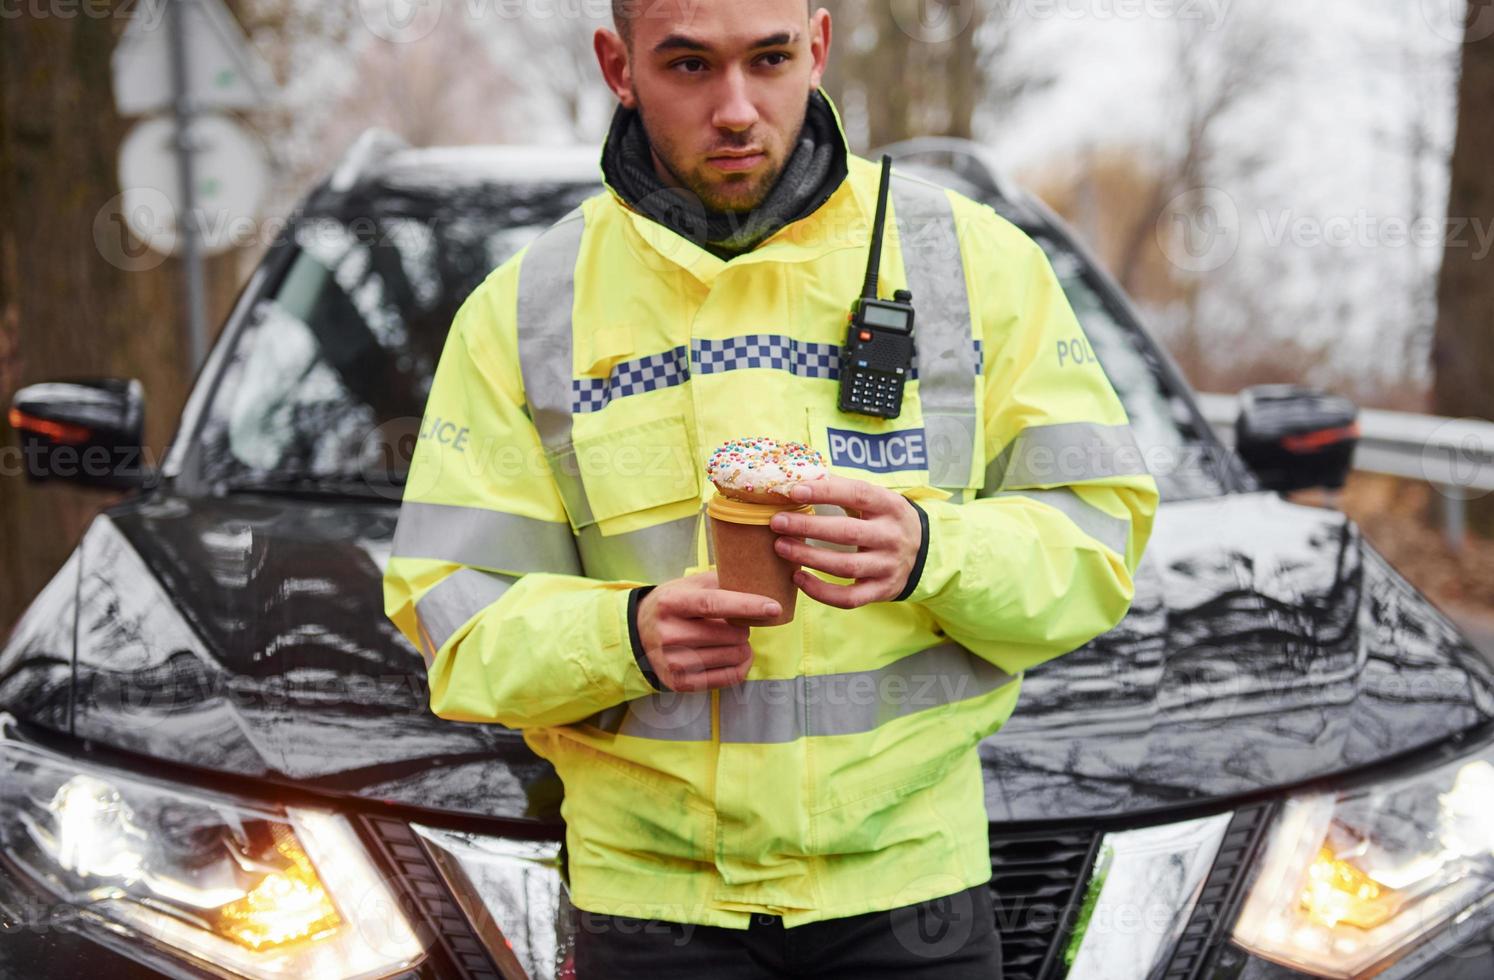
[597,88,875,286]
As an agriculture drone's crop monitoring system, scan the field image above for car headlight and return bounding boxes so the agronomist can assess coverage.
[0,736,424,979]
[1232,740,1494,978]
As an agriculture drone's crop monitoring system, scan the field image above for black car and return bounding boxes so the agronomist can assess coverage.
[3,133,1492,980]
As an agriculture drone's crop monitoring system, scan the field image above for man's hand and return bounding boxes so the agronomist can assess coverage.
[769,475,923,609]
[636,572,779,692]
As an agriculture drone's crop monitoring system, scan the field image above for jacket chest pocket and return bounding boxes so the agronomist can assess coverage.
[554,414,701,531]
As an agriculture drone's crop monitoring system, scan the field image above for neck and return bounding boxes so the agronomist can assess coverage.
[602,89,849,258]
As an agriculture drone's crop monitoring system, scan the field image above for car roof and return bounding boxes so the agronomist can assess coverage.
[379,144,605,186]
[308,128,1044,228]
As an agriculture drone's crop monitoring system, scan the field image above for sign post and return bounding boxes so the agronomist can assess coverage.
[111,0,274,373]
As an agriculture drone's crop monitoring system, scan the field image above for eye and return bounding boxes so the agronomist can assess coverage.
[672,57,708,74]
[758,52,791,67]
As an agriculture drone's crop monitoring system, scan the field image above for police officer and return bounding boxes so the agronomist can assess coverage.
[384,2,1160,976]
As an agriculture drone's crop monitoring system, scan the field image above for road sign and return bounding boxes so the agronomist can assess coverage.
[112,0,274,116]
[117,113,269,258]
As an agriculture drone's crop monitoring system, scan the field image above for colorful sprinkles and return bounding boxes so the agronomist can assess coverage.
[707,437,828,495]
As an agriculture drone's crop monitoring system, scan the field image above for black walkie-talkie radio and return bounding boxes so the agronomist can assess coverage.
[838,155,915,419]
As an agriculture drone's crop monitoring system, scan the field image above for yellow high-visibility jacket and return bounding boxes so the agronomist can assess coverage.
[384,92,1159,929]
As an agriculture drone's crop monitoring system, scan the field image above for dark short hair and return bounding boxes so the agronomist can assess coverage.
[613,0,810,49]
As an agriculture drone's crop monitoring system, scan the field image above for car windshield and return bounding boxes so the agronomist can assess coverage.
[193,177,1229,502]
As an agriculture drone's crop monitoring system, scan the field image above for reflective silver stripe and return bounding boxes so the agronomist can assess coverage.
[892,175,979,493]
[515,208,595,528]
[582,692,713,741]
[578,513,701,584]
[415,568,519,654]
[579,642,1016,744]
[546,445,594,532]
[720,642,1014,743]
[392,502,582,575]
[987,422,1149,490]
[985,487,1131,557]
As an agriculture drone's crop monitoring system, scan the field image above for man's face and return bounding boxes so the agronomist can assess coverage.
[607,2,830,214]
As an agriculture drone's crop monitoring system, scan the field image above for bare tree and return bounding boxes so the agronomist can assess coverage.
[314,14,521,155]
[822,0,1033,152]
[1431,0,1494,536]
[1112,11,1284,296]
[0,2,256,631]
[503,8,614,141]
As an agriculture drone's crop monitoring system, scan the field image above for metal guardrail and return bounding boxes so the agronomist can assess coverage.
[1198,393,1494,550]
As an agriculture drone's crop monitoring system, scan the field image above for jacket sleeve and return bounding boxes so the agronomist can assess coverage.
[901,214,1160,676]
[382,258,660,728]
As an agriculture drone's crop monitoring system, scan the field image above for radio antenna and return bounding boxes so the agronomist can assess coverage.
[862,155,893,302]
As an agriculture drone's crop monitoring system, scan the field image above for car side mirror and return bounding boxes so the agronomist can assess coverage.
[1235,384,1360,493]
[8,379,154,491]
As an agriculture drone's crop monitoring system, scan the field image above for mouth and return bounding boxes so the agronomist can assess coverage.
[707,150,767,172]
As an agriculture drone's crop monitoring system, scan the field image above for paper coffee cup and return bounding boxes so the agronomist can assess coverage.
[707,491,813,627]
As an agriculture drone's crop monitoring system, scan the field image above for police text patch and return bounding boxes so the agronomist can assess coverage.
[826,427,928,473]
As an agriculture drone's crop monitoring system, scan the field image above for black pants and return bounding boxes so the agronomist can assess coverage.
[570,881,1003,979]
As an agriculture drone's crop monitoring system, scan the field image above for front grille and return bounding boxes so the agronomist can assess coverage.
[988,827,1102,980]
[1160,802,1276,980]
[359,814,504,980]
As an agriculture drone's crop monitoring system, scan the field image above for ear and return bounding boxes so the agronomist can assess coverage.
[594,28,636,108]
[807,7,832,89]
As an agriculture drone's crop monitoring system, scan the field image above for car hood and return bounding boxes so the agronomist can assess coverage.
[9,489,1491,826]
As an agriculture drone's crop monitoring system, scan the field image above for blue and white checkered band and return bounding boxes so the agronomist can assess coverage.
[572,345,690,415]
[693,335,843,380]
[569,335,984,414]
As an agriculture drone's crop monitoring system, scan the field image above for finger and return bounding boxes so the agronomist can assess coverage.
[788,474,891,514]
[660,620,752,649]
[794,569,888,610]
[662,643,753,674]
[775,537,892,580]
[670,653,753,692]
[675,588,783,622]
[769,512,892,548]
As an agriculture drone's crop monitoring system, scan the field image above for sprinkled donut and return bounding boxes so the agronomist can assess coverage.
[707,437,828,504]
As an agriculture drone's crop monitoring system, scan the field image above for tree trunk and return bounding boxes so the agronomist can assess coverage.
[0,5,244,634]
[1431,1,1494,538]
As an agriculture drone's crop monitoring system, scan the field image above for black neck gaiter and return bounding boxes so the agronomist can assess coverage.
[601,89,849,260]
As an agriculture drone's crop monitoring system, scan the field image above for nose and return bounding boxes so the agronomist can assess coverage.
[711,66,760,133]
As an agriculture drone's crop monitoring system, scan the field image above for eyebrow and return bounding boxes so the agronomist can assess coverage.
[653,30,799,55]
